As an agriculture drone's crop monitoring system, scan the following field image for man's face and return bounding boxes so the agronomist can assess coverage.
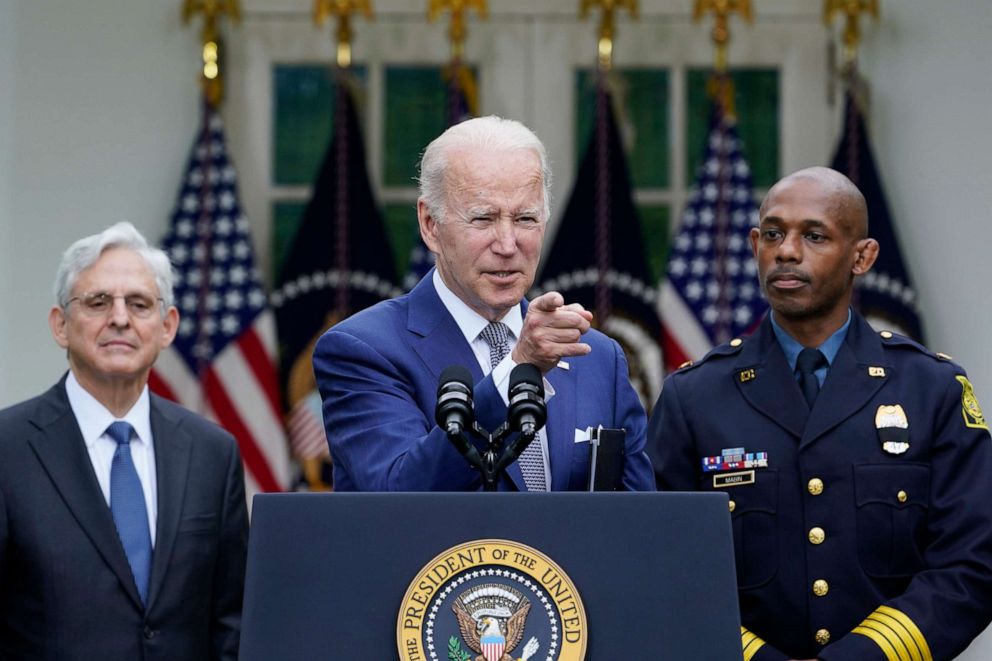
[750,177,867,322]
[419,148,546,321]
[49,247,178,389]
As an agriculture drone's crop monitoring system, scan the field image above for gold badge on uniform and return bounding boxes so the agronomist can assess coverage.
[956,376,989,431]
[875,404,910,454]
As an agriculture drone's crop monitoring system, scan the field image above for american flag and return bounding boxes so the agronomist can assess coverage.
[659,77,767,371]
[151,102,293,499]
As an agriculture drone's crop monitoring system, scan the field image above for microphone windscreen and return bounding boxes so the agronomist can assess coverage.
[509,363,543,396]
[438,365,473,394]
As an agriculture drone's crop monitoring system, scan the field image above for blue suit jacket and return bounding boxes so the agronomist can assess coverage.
[649,312,992,661]
[312,273,654,491]
[0,378,248,660]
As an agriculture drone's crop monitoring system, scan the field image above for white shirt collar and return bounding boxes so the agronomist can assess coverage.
[432,269,524,343]
[65,371,153,448]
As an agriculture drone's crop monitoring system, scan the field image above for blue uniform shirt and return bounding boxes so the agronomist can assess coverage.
[770,309,851,387]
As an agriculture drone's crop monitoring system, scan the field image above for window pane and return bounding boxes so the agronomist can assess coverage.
[384,67,462,188]
[638,204,672,285]
[686,68,779,188]
[273,65,368,186]
[575,69,670,189]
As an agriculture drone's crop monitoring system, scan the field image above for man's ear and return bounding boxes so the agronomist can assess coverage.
[852,238,880,275]
[417,198,441,254]
[160,306,180,348]
[749,227,760,259]
[49,306,69,349]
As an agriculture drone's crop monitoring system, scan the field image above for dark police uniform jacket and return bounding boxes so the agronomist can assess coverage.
[648,312,992,661]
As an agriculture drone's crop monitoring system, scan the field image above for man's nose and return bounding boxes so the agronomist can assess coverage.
[108,297,131,326]
[775,233,802,262]
[490,218,518,254]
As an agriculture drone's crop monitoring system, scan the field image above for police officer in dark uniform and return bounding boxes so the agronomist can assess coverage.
[649,167,992,661]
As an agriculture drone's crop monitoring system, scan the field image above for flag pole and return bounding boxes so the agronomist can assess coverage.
[579,0,638,325]
[182,0,240,110]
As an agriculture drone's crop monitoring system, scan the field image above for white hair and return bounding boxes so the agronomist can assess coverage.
[417,115,552,222]
[53,221,175,311]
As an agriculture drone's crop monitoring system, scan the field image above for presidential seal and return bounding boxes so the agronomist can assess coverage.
[397,539,587,661]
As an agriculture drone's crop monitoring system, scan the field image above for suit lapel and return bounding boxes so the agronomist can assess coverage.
[145,396,193,610]
[546,362,578,491]
[407,274,483,382]
[734,319,808,439]
[27,381,145,610]
[801,315,890,448]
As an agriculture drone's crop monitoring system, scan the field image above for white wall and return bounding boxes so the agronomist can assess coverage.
[0,2,15,397]
[1,0,199,403]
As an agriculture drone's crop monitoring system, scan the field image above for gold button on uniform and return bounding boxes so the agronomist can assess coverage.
[897,490,908,503]
[880,330,893,339]
[815,629,831,645]
[728,500,736,513]
[812,579,829,596]
[807,478,824,496]
[809,527,826,545]
[730,338,743,347]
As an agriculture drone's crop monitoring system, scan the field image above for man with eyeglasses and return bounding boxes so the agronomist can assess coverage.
[0,222,248,660]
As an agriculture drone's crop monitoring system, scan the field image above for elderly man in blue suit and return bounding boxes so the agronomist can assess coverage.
[313,116,653,492]
[0,222,247,660]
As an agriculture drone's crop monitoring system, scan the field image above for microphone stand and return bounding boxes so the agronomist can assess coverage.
[444,422,537,492]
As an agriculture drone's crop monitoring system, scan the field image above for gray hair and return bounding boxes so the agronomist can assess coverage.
[54,221,175,311]
[417,115,553,222]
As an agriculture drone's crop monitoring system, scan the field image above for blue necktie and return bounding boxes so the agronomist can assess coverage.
[796,348,827,409]
[480,322,548,492]
[106,421,152,605]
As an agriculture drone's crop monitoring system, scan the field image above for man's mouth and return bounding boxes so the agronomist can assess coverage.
[767,271,810,290]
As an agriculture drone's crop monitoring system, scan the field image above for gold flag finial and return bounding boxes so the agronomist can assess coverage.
[182,0,241,107]
[824,0,879,68]
[314,0,375,69]
[693,0,753,72]
[579,0,639,72]
[427,0,488,62]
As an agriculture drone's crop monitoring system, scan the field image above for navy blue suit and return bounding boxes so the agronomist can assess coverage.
[0,379,248,660]
[312,272,654,492]
[649,312,992,660]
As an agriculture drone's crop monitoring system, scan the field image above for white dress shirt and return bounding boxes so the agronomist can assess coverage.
[65,371,158,545]
[433,269,553,489]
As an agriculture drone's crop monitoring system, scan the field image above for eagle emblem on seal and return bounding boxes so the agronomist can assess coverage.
[452,583,540,661]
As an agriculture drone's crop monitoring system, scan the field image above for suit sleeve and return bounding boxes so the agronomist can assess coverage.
[819,369,992,661]
[210,436,249,661]
[650,377,793,661]
[609,340,653,491]
[313,328,507,491]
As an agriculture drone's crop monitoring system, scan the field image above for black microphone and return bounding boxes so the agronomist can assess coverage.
[435,365,475,436]
[507,363,546,436]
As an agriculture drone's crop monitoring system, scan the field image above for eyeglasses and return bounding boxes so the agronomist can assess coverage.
[64,292,164,319]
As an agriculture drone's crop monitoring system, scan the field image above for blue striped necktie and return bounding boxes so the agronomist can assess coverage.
[106,421,152,605]
[479,322,548,492]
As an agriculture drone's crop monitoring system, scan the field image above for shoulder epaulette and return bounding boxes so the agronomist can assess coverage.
[877,329,952,364]
[673,337,746,374]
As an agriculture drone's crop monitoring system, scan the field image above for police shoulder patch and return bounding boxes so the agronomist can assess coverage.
[956,376,989,431]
